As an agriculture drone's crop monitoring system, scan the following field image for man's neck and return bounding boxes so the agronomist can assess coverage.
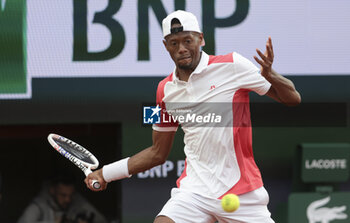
[176,68,194,82]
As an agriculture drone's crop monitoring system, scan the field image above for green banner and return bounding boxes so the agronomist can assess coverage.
[301,143,350,183]
[0,0,28,98]
[289,192,350,223]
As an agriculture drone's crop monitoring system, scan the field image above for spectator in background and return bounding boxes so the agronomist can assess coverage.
[18,173,107,223]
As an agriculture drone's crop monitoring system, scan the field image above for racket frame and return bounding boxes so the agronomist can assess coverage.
[47,133,101,189]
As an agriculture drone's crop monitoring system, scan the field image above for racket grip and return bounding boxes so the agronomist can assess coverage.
[84,169,101,189]
[92,180,101,189]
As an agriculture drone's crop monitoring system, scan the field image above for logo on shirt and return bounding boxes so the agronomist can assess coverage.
[143,105,161,124]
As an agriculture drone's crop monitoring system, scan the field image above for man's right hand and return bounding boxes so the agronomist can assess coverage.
[84,169,108,191]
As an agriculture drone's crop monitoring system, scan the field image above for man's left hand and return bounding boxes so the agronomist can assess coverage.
[254,37,274,78]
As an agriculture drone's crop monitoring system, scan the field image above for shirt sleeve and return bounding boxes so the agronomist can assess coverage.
[152,79,178,132]
[233,52,271,95]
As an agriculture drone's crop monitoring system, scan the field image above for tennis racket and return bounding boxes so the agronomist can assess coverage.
[47,133,101,189]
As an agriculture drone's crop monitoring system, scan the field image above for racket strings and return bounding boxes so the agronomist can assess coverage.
[55,139,95,164]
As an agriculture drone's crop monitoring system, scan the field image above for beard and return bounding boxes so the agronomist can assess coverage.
[177,59,193,70]
[178,64,192,70]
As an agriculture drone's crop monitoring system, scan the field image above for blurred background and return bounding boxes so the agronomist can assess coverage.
[0,0,350,222]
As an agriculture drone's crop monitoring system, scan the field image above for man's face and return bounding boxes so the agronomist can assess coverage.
[51,183,75,210]
[163,25,203,70]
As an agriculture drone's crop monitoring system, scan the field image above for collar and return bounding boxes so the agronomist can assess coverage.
[172,51,209,83]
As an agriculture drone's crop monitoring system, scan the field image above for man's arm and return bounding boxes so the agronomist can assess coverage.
[128,130,176,174]
[84,130,176,191]
[254,37,301,106]
[264,69,301,106]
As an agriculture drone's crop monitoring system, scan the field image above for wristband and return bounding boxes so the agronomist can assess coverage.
[102,157,131,182]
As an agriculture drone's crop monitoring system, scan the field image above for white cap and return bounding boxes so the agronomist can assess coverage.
[162,10,201,38]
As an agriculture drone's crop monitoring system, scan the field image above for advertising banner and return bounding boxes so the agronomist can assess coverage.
[2,0,350,99]
[289,192,350,223]
[26,0,350,77]
[301,143,350,183]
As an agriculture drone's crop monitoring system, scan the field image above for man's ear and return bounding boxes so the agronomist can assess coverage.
[199,33,205,47]
[163,40,169,52]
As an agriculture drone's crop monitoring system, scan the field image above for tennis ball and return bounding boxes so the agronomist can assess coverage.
[221,193,240,212]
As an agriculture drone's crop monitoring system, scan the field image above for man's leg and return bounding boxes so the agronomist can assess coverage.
[155,188,216,223]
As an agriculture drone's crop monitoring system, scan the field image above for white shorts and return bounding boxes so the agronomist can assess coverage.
[157,187,275,223]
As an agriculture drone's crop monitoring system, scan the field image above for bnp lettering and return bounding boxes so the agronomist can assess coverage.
[305,159,347,169]
[73,0,249,61]
[138,160,185,178]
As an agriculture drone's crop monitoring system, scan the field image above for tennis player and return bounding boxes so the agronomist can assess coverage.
[85,10,301,223]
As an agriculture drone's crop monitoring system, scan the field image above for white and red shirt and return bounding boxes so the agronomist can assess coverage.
[153,51,271,199]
